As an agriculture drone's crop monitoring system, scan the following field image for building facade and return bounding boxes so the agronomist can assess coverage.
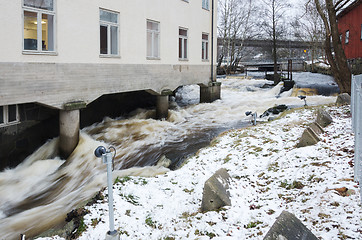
[0,0,218,167]
[337,0,362,74]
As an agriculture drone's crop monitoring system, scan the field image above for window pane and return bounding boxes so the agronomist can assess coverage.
[100,10,118,23]
[179,29,187,36]
[24,11,38,50]
[184,39,187,59]
[147,21,159,31]
[206,42,208,59]
[179,38,182,58]
[110,26,118,55]
[0,106,3,124]
[24,0,54,11]
[202,42,205,59]
[154,33,159,57]
[202,34,208,40]
[8,105,17,122]
[100,25,108,54]
[42,14,54,51]
[147,32,153,57]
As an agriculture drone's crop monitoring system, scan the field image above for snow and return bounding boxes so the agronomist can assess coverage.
[37,104,361,240]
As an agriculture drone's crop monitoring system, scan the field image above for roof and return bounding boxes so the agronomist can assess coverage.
[337,0,361,19]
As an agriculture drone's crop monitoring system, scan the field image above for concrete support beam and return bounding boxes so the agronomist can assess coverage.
[200,82,221,103]
[156,95,169,119]
[59,109,80,159]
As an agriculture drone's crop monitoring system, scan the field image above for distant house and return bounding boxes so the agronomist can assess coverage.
[337,0,362,74]
[0,0,218,168]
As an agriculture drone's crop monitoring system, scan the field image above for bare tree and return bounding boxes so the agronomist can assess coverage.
[259,0,291,84]
[312,0,352,94]
[293,2,326,71]
[217,0,256,74]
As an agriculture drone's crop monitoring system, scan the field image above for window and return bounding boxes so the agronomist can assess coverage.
[202,33,209,60]
[360,24,362,40]
[179,28,188,60]
[0,105,19,127]
[100,9,119,56]
[345,30,349,44]
[23,0,55,52]
[202,0,209,10]
[147,20,160,59]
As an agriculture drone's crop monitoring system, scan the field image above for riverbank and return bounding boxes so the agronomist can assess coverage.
[37,104,361,240]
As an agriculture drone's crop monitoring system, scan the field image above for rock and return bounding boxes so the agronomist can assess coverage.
[260,105,288,118]
[316,108,333,127]
[336,93,351,105]
[201,168,231,212]
[309,122,324,135]
[156,155,172,168]
[263,211,318,240]
[296,127,321,148]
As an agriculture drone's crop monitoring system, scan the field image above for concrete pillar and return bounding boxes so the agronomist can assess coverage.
[200,82,221,103]
[59,109,80,159]
[156,95,169,119]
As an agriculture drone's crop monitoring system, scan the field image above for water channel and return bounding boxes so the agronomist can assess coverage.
[0,73,338,239]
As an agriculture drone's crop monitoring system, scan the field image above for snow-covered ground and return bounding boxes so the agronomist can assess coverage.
[39,104,361,240]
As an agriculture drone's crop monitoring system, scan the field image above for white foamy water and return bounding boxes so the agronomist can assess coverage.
[0,75,337,239]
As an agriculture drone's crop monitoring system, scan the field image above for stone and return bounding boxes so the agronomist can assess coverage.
[316,108,333,128]
[156,155,172,168]
[336,93,351,105]
[309,122,324,135]
[260,105,288,118]
[263,211,318,240]
[201,168,231,212]
[296,127,321,148]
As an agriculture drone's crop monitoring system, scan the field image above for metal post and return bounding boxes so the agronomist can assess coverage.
[94,146,119,240]
[253,113,257,126]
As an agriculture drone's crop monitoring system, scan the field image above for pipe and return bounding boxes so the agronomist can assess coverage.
[211,0,215,82]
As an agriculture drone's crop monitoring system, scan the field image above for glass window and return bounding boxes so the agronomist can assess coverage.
[202,33,209,60]
[8,105,17,122]
[0,106,3,124]
[0,105,19,126]
[179,28,188,60]
[202,0,209,10]
[23,1,55,52]
[147,20,160,59]
[360,24,362,40]
[100,9,119,56]
[345,30,349,44]
[24,0,54,11]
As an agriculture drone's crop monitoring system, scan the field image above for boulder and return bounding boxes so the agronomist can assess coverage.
[296,127,321,148]
[309,122,324,135]
[336,93,351,105]
[263,211,318,240]
[316,108,333,128]
[260,105,289,118]
[201,168,231,212]
[156,155,172,168]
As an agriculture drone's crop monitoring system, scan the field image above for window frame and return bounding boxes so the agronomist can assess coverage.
[0,105,20,127]
[202,33,209,61]
[146,20,160,60]
[99,8,120,57]
[22,0,56,54]
[202,0,210,10]
[179,27,188,61]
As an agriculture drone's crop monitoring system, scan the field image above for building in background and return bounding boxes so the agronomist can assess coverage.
[337,0,362,74]
[0,0,218,168]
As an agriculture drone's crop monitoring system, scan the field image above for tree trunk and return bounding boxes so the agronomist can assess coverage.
[314,0,351,94]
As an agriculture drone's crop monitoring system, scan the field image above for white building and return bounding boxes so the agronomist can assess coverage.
[0,0,218,163]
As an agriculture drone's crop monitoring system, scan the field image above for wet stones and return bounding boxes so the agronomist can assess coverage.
[201,168,231,212]
[263,211,318,240]
[260,105,289,118]
[336,93,351,105]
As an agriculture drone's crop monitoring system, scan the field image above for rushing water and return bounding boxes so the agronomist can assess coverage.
[0,74,337,239]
